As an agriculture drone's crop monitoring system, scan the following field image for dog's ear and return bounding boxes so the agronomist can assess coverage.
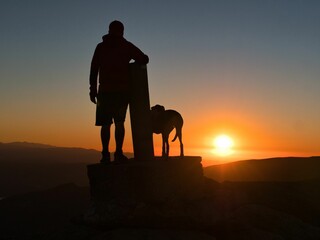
[152,104,165,112]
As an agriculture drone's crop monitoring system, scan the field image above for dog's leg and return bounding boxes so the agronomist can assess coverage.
[162,134,169,158]
[176,127,184,157]
[161,134,166,157]
[179,138,184,157]
[166,138,170,157]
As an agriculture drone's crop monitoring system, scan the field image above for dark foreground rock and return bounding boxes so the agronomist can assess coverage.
[82,156,320,240]
[2,157,320,239]
[214,204,320,240]
[45,227,216,240]
[84,156,209,228]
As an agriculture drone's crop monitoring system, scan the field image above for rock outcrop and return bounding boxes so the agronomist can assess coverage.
[84,156,211,228]
[81,156,320,239]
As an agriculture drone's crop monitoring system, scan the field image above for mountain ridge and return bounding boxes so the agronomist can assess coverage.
[204,156,320,182]
[2,141,320,195]
[0,142,132,197]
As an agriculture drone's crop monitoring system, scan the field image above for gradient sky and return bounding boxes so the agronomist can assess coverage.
[1,0,320,164]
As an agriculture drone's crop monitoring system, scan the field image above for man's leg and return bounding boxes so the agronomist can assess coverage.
[96,91,113,163]
[113,93,129,162]
[101,124,111,162]
[115,122,125,154]
[114,121,128,162]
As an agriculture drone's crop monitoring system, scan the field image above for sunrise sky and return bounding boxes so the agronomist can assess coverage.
[1,0,320,164]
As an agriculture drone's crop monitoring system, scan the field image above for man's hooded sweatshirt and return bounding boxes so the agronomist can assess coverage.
[90,34,149,93]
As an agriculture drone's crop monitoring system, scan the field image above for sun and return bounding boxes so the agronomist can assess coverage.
[213,134,234,156]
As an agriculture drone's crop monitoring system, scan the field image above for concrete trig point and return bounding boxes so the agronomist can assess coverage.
[129,63,154,161]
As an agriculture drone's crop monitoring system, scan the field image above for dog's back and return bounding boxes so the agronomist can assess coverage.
[162,110,183,142]
[163,110,183,128]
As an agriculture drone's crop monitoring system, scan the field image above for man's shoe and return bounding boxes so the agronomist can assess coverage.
[100,151,111,164]
[113,152,129,164]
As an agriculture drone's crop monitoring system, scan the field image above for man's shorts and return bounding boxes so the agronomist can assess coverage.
[95,92,129,126]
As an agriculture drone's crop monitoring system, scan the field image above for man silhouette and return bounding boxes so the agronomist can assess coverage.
[90,20,149,163]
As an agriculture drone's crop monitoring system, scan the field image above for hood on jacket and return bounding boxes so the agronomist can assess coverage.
[102,34,126,42]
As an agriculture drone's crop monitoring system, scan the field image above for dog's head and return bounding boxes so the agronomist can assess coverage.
[151,105,165,119]
[151,104,165,112]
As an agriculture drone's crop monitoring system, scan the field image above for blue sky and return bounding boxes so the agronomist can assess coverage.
[1,0,320,161]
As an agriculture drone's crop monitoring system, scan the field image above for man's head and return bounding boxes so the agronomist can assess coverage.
[108,20,124,37]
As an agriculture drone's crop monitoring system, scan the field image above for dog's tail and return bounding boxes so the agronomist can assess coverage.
[172,116,183,142]
[172,127,181,142]
[172,132,178,142]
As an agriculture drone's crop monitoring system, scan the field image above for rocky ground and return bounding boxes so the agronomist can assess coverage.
[1,145,320,239]
[1,178,320,240]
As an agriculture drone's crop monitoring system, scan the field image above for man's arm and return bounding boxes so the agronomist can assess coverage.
[89,45,100,104]
[129,43,149,64]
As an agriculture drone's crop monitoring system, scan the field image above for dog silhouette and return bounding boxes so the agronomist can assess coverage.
[151,104,184,157]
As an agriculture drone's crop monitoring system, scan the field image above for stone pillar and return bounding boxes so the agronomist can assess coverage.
[129,63,154,161]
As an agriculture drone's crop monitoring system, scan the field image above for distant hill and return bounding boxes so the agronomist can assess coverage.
[0,141,101,164]
[204,156,320,182]
[0,142,133,197]
[3,142,320,197]
[0,141,55,149]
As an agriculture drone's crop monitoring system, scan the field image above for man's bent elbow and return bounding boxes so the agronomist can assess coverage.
[135,54,149,65]
[143,54,149,64]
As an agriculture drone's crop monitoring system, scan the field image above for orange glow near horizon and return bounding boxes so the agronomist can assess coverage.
[2,105,320,166]
[212,134,234,156]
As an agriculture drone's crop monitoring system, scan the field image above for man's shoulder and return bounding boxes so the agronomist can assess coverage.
[122,38,137,47]
[118,39,140,52]
[95,42,104,50]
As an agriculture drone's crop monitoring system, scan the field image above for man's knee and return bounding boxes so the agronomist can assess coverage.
[101,124,111,131]
[115,121,125,129]
[102,124,111,127]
